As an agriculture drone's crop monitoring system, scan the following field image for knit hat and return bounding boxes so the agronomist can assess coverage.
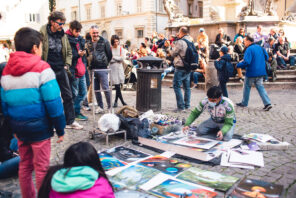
[199,28,205,32]
[219,46,229,54]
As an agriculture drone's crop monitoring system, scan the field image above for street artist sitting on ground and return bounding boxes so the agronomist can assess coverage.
[183,86,235,141]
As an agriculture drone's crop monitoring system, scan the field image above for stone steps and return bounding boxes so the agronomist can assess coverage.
[162,69,296,89]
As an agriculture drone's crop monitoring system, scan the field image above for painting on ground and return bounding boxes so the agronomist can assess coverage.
[176,167,239,192]
[98,152,126,170]
[173,136,219,149]
[149,179,217,198]
[229,178,283,198]
[105,146,150,163]
[138,155,191,176]
[110,165,161,190]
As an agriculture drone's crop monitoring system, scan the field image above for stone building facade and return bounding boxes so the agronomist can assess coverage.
[56,0,170,49]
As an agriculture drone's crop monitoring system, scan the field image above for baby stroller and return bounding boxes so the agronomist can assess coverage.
[122,59,137,90]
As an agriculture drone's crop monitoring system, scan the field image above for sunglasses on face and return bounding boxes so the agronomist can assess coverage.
[55,21,65,26]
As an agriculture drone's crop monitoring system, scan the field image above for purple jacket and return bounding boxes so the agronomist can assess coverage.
[49,177,114,198]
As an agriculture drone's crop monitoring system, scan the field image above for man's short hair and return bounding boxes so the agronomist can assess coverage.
[14,27,43,53]
[48,11,66,24]
[245,34,254,42]
[69,20,82,31]
[207,86,222,99]
[110,35,120,46]
[145,37,149,41]
[268,37,274,43]
[179,27,188,35]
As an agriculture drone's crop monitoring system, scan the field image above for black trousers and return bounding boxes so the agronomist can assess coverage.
[55,69,75,125]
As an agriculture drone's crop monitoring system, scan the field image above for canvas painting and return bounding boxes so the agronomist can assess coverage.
[110,165,161,190]
[176,167,239,192]
[173,136,219,149]
[115,189,158,198]
[104,146,150,163]
[138,155,191,176]
[98,152,126,170]
[149,179,217,198]
[229,178,283,198]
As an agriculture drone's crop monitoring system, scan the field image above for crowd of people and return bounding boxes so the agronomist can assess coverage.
[0,9,295,198]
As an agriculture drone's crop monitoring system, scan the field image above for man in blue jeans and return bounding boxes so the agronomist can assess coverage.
[275,36,295,69]
[236,34,272,111]
[66,20,88,121]
[170,27,191,112]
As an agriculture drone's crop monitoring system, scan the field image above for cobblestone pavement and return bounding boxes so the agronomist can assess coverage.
[1,86,296,197]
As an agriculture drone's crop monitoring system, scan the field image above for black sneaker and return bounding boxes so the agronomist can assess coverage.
[263,104,272,111]
[236,103,247,107]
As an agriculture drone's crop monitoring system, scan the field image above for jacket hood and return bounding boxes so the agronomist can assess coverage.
[51,166,99,193]
[221,54,232,61]
[5,52,41,76]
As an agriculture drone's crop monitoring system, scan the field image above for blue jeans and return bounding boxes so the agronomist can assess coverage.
[94,71,111,109]
[196,118,234,141]
[173,69,191,110]
[276,56,295,67]
[241,76,271,106]
[191,72,203,84]
[71,75,87,115]
[219,81,228,98]
[0,156,20,179]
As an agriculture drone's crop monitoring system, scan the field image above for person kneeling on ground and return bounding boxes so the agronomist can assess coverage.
[183,86,235,141]
[38,142,114,198]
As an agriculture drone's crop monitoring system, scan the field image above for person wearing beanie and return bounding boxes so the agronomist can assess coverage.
[214,46,232,97]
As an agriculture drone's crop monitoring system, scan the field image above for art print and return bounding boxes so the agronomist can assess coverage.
[149,179,217,198]
[138,155,191,176]
[105,146,150,163]
[110,165,161,190]
[98,152,126,170]
[229,178,283,198]
[173,136,219,149]
[176,167,239,192]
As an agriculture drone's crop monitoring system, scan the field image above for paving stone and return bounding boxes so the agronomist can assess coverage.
[1,87,296,197]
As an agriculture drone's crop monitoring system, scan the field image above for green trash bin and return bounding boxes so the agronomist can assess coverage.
[136,57,163,112]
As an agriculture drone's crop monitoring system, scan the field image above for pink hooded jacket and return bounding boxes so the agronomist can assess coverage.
[49,177,114,198]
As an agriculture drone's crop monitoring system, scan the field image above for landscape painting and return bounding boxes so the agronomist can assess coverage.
[176,167,239,192]
[149,179,217,198]
[110,165,161,190]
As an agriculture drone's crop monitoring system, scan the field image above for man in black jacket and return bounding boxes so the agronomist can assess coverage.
[86,25,112,113]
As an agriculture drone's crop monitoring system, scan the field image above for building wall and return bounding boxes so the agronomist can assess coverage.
[0,0,49,41]
[56,0,168,48]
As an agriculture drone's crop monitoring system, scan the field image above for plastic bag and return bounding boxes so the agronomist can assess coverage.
[98,114,120,132]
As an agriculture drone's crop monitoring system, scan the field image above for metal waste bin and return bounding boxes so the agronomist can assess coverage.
[136,56,163,112]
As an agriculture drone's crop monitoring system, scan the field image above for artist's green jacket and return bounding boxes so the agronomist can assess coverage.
[40,25,72,67]
[185,97,235,135]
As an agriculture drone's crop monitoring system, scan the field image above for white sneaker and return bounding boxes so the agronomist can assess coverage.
[66,121,83,130]
[95,107,105,114]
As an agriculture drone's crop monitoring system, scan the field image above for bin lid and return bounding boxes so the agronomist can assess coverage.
[137,56,163,68]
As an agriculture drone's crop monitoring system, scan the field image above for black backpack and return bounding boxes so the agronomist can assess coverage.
[179,39,199,72]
